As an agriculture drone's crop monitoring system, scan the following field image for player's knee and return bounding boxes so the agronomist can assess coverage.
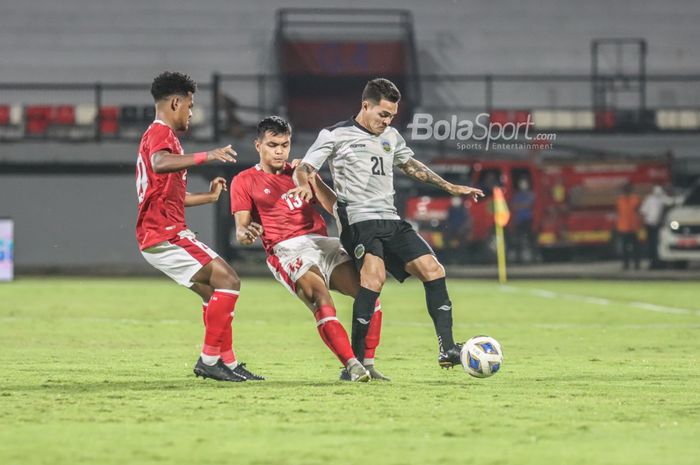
[361,270,385,292]
[215,264,241,291]
[303,285,332,308]
[421,257,445,282]
[312,291,333,308]
[219,273,240,291]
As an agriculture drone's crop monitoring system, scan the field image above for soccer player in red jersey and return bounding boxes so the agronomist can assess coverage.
[230,116,388,382]
[136,71,262,382]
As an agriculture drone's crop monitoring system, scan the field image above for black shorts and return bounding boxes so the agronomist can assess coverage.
[336,203,434,282]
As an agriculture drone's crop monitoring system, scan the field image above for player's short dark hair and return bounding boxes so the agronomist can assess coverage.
[150,71,197,102]
[362,78,401,104]
[256,116,292,139]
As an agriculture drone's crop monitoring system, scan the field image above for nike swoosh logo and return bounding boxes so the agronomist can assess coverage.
[438,305,452,312]
[356,318,370,325]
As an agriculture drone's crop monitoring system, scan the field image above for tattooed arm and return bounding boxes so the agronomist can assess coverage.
[398,158,484,201]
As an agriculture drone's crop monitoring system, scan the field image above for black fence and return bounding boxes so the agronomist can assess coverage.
[1,73,700,143]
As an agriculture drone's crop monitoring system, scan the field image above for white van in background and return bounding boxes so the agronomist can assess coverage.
[658,183,700,268]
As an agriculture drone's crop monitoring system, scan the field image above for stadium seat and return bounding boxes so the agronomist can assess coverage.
[489,109,532,126]
[532,110,593,130]
[25,105,52,136]
[142,105,155,122]
[9,105,22,126]
[52,105,75,126]
[594,110,615,130]
[99,106,119,135]
[514,110,531,125]
[553,110,576,129]
[655,110,675,130]
[531,110,555,129]
[574,110,595,129]
[120,105,141,125]
[76,104,97,126]
[0,104,24,140]
[190,107,205,126]
[678,110,700,129]
[489,110,510,125]
[0,105,9,126]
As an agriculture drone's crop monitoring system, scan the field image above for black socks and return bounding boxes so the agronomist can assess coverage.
[424,277,455,353]
[351,286,380,362]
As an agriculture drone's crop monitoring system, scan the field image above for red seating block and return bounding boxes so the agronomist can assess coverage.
[52,105,75,125]
[595,110,616,130]
[25,105,52,135]
[489,110,510,125]
[0,105,9,126]
[99,106,119,135]
[489,109,532,125]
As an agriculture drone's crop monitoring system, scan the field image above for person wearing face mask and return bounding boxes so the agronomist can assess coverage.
[640,185,671,269]
[445,196,471,264]
[512,177,536,263]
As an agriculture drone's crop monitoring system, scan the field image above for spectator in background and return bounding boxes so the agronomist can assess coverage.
[512,178,536,263]
[616,183,642,270]
[640,185,671,269]
[479,171,500,197]
[445,196,470,263]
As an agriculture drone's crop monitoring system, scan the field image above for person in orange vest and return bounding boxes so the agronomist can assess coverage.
[616,183,642,270]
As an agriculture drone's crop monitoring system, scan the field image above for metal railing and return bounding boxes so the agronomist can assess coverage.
[1,73,699,143]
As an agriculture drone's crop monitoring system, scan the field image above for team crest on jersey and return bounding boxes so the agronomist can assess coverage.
[354,244,366,259]
[264,188,271,194]
[381,139,391,153]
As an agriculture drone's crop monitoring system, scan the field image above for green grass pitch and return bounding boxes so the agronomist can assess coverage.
[1,277,699,465]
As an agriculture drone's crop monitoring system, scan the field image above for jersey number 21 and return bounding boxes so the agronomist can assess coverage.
[371,156,386,176]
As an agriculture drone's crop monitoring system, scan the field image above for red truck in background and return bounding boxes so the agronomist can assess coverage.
[404,152,672,262]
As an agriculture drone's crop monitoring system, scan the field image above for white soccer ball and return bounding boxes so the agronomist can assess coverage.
[460,335,504,378]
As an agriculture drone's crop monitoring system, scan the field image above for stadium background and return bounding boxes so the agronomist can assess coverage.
[2,3,700,465]
[1,0,700,274]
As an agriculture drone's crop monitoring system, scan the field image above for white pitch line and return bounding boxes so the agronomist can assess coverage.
[501,286,700,316]
[628,302,696,316]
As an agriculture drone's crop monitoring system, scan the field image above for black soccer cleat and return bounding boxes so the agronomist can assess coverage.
[230,362,265,381]
[438,342,463,369]
[193,357,246,382]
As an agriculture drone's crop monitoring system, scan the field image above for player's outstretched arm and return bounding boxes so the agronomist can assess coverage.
[289,162,316,202]
[151,145,237,174]
[185,177,227,207]
[309,173,338,215]
[397,158,485,202]
[234,211,264,246]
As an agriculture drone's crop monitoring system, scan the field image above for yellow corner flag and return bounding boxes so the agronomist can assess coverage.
[493,187,510,284]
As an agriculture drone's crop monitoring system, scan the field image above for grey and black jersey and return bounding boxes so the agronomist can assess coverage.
[302,118,414,225]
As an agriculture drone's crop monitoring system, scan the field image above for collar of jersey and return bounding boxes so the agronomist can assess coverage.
[255,163,291,174]
[152,119,172,130]
[351,117,378,136]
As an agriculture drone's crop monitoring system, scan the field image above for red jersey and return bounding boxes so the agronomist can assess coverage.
[135,120,188,250]
[230,163,327,253]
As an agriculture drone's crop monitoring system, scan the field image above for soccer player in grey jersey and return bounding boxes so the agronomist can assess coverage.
[290,78,484,368]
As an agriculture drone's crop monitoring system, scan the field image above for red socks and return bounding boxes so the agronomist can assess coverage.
[202,289,239,358]
[364,299,383,362]
[219,324,236,366]
[315,304,355,365]
[199,294,378,368]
